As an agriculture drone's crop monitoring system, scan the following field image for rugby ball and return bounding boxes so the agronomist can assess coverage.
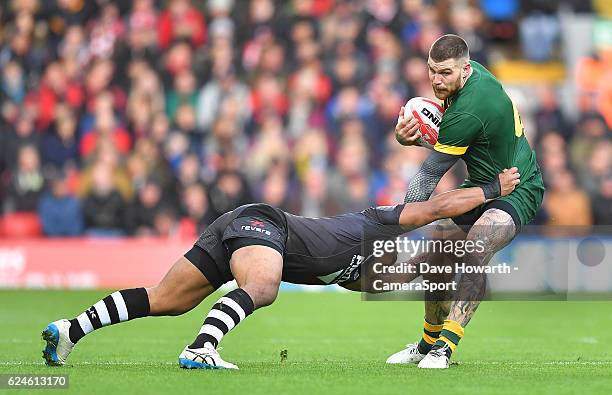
[404,97,444,149]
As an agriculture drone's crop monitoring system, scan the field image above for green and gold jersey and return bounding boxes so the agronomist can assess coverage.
[435,61,544,226]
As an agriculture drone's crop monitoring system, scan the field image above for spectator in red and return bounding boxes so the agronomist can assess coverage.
[163,41,194,79]
[289,41,332,106]
[87,2,125,60]
[83,59,126,116]
[60,57,86,111]
[30,62,67,130]
[129,0,158,47]
[250,74,289,122]
[80,109,131,159]
[242,27,275,73]
[158,0,207,49]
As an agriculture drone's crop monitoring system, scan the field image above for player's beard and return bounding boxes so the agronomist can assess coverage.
[432,76,461,100]
[432,87,448,100]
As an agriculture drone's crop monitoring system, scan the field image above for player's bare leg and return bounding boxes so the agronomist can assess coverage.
[386,219,465,364]
[447,210,516,326]
[418,209,516,368]
[42,256,215,366]
[423,219,466,336]
[148,257,216,315]
[179,245,282,369]
[230,245,283,308]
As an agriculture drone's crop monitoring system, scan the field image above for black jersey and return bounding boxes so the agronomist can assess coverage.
[193,203,407,288]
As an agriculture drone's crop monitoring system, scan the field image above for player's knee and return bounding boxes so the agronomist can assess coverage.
[243,281,280,309]
[465,228,502,262]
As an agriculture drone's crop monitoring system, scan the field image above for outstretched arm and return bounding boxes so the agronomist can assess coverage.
[399,168,520,229]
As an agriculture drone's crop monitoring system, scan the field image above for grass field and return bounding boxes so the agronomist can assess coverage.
[1,290,611,394]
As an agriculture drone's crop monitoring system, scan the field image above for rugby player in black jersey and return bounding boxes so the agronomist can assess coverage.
[41,168,519,370]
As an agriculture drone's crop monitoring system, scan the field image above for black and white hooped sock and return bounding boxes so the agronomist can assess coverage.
[68,288,150,344]
[188,288,255,350]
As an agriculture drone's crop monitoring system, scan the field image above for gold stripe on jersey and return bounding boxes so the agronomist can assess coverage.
[511,100,525,137]
[434,142,469,155]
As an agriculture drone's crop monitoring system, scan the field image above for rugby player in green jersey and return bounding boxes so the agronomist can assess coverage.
[388,34,545,368]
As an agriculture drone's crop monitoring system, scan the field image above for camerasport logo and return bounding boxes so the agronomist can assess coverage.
[241,219,272,236]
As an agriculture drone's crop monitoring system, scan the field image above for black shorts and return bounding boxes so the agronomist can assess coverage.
[451,199,522,233]
[184,204,288,289]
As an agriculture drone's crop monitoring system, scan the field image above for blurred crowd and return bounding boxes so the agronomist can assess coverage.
[0,0,610,238]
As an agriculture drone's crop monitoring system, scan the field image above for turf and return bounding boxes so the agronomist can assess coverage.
[0,290,611,394]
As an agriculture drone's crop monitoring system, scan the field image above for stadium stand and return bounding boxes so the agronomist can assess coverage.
[0,0,610,240]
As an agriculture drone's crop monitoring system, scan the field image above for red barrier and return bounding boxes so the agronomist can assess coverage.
[0,238,193,289]
[0,212,43,238]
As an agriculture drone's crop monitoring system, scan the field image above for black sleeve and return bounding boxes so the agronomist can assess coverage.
[370,204,406,225]
[403,150,460,203]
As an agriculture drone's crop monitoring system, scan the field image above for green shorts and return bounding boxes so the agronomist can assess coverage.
[457,166,545,229]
